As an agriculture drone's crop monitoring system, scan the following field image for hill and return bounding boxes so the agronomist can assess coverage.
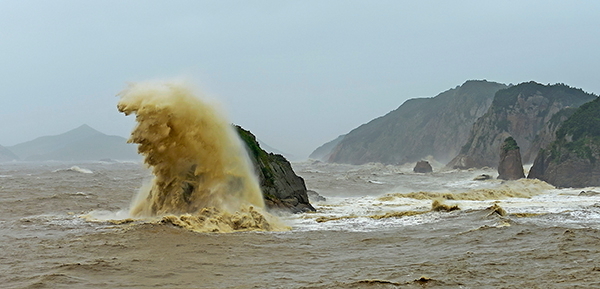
[528,96,600,187]
[325,80,507,165]
[309,134,345,161]
[8,124,140,161]
[0,145,18,162]
[447,82,597,169]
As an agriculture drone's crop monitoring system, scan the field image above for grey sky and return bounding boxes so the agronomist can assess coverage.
[1,1,599,159]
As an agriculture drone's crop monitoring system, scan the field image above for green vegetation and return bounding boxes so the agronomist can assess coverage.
[491,81,596,113]
[550,97,600,162]
[234,125,275,186]
[502,136,519,152]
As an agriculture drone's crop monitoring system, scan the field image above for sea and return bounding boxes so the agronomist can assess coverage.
[2,160,600,288]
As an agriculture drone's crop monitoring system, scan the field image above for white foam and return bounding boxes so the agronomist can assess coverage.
[83,210,132,221]
[53,166,93,174]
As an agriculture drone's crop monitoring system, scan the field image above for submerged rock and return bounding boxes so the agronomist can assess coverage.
[579,191,600,196]
[497,137,525,180]
[473,174,492,181]
[307,190,327,202]
[413,160,433,173]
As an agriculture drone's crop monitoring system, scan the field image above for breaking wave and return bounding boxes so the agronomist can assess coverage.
[53,166,93,174]
[379,178,554,201]
[105,80,286,232]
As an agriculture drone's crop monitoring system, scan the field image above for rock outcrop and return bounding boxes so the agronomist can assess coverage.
[413,160,433,173]
[0,145,18,162]
[447,82,597,169]
[325,80,507,165]
[497,137,525,180]
[236,126,315,213]
[528,96,600,187]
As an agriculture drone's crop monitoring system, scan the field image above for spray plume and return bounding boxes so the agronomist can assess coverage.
[117,81,278,232]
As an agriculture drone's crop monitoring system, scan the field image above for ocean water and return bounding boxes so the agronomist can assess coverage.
[2,160,600,288]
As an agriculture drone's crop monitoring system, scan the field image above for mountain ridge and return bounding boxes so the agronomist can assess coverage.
[447,82,597,169]
[323,80,508,165]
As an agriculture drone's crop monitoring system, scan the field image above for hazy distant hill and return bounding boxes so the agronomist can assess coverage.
[8,124,140,161]
[309,134,345,161]
[0,145,18,162]
[447,82,597,169]
[325,80,508,165]
[257,139,296,160]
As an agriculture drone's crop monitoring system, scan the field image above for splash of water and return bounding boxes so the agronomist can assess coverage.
[117,81,268,229]
[379,178,554,201]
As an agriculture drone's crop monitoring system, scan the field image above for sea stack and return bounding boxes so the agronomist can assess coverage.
[497,137,525,180]
[413,160,433,173]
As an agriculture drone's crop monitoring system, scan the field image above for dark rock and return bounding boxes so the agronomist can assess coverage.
[529,148,600,187]
[236,126,315,213]
[307,190,326,202]
[473,174,492,181]
[413,160,433,173]
[497,137,525,180]
[579,191,600,196]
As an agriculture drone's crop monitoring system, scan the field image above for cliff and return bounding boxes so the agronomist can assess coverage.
[235,126,315,213]
[522,107,578,163]
[447,82,597,169]
[528,96,600,187]
[325,80,507,165]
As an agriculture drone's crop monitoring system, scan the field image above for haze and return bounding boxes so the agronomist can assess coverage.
[1,1,599,159]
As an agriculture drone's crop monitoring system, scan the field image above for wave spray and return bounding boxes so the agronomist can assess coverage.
[117,81,277,232]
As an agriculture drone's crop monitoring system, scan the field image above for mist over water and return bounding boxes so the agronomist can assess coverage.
[115,81,280,232]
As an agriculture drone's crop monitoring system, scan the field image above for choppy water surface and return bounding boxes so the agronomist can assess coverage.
[2,161,600,288]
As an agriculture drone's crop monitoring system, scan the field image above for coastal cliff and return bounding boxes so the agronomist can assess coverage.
[236,126,315,213]
[528,97,600,187]
[325,80,507,165]
[447,82,596,169]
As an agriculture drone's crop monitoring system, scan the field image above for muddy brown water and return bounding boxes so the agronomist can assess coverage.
[2,161,600,288]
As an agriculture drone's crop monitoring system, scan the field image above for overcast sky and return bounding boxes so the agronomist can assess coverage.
[1,1,599,159]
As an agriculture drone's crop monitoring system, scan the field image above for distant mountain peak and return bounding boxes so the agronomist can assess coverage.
[70,124,103,134]
[7,124,139,161]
